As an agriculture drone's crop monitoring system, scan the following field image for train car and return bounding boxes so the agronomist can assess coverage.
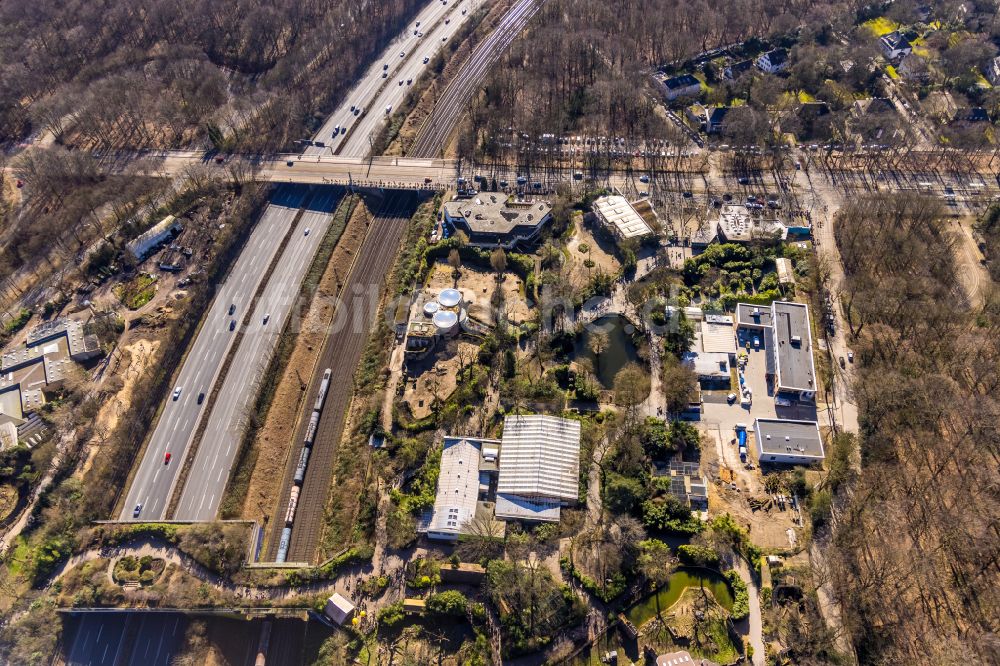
[303,411,320,447]
[293,446,311,484]
[276,527,292,563]
[285,486,300,525]
[314,368,332,412]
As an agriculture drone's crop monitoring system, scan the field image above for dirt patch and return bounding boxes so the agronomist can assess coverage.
[424,260,531,325]
[78,338,163,479]
[564,213,621,288]
[401,339,481,419]
[238,199,370,525]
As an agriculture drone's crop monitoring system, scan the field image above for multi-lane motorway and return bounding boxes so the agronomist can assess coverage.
[174,187,342,521]
[119,186,310,521]
[309,0,486,157]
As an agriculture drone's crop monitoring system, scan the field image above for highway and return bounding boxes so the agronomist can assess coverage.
[119,186,310,521]
[309,0,487,157]
[63,612,186,666]
[410,0,542,156]
[174,187,343,520]
[268,192,417,562]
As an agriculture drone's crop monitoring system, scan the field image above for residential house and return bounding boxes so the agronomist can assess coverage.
[687,104,731,134]
[985,55,1000,85]
[879,31,912,60]
[655,72,702,101]
[756,48,789,74]
[724,59,753,80]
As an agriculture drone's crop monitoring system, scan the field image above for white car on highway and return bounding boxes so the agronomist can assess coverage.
[172,387,182,400]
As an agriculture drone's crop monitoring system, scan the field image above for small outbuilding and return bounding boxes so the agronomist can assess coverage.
[324,593,356,625]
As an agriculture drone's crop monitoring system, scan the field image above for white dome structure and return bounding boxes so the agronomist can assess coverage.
[438,288,462,309]
[433,310,459,336]
[423,301,440,317]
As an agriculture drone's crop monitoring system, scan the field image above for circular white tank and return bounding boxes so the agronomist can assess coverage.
[423,300,440,317]
[433,310,459,336]
[438,288,462,309]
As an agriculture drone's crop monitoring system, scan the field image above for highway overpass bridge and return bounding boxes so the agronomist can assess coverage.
[153,151,458,190]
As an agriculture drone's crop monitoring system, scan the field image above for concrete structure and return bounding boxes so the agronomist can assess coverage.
[736,300,817,401]
[754,418,824,464]
[655,72,702,101]
[403,289,471,362]
[495,414,581,522]
[693,205,786,249]
[126,215,183,261]
[756,48,788,74]
[770,301,817,401]
[775,257,794,285]
[657,650,718,666]
[424,436,501,541]
[683,315,737,388]
[0,318,101,421]
[591,195,653,241]
[879,31,912,60]
[0,421,17,451]
[442,194,551,249]
[324,593,356,625]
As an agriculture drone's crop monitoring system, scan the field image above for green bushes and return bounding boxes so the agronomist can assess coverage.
[426,590,468,616]
[677,544,721,568]
[724,569,750,620]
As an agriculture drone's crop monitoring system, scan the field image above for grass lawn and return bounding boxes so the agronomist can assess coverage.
[115,273,158,310]
[863,16,899,37]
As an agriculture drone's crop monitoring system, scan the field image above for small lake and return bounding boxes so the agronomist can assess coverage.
[576,314,642,388]
[625,567,734,627]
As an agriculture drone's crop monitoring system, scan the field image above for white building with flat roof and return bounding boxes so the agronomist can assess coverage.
[592,195,653,241]
[495,414,581,522]
[754,418,824,465]
[735,301,817,402]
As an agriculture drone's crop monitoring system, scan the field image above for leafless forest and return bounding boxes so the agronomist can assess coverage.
[831,193,1000,665]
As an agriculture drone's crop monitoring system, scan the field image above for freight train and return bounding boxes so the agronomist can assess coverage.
[275,368,331,563]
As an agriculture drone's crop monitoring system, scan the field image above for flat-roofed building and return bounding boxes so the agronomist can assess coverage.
[754,418,824,465]
[592,195,653,241]
[683,314,737,387]
[424,436,502,541]
[735,301,816,402]
[443,194,551,249]
[716,205,786,244]
[771,301,817,401]
[736,303,773,330]
[495,414,581,522]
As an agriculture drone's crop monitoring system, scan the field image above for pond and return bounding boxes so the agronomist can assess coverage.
[625,567,734,627]
[575,314,642,388]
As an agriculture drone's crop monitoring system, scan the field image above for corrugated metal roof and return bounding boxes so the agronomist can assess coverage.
[497,414,581,502]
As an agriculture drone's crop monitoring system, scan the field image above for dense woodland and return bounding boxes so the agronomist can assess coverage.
[831,193,1000,665]
[0,0,425,150]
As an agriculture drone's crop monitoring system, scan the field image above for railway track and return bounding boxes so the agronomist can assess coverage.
[266,191,417,562]
[409,0,543,157]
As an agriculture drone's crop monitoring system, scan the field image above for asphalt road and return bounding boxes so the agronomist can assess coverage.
[309,0,486,157]
[151,151,457,188]
[63,612,186,666]
[268,191,417,562]
[174,187,343,521]
[410,0,541,157]
[119,186,309,521]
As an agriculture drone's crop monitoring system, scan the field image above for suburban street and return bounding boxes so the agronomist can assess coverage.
[174,187,343,521]
[119,186,310,521]
[309,0,487,157]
